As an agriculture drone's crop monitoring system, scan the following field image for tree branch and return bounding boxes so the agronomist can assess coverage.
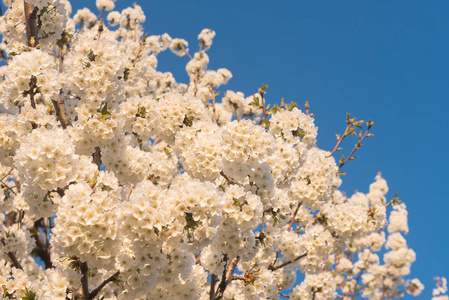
[213,255,240,300]
[268,252,307,271]
[209,274,218,300]
[88,271,120,300]
[51,46,72,129]
[93,147,102,169]
[80,262,89,300]
[23,1,39,47]
[30,220,53,269]
[6,251,23,270]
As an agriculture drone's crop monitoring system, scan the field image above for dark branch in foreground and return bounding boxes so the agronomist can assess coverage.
[88,270,120,300]
[213,255,240,300]
[7,251,23,270]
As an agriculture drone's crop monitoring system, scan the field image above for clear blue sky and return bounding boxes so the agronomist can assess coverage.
[7,0,449,297]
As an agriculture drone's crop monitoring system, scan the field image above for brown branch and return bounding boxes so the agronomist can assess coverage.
[30,220,53,269]
[268,252,307,271]
[211,88,217,123]
[0,50,8,65]
[1,180,17,196]
[0,168,13,182]
[338,127,371,169]
[51,45,71,128]
[269,201,302,269]
[230,275,246,281]
[287,201,302,231]
[5,211,17,227]
[93,147,102,169]
[329,122,351,156]
[213,255,240,300]
[80,262,89,300]
[88,271,120,300]
[209,274,218,300]
[6,251,23,270]
[23,1,39,47]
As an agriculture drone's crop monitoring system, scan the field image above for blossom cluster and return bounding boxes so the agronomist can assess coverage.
[0,0,428,299]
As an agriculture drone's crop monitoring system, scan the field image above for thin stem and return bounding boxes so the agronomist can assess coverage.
[305,101,310,116]
[329,123,351,156]
[339,127,370,169]
[212,87,217,123]
[1,180,17,196]
[268,252,307,271]
[270,201,302,268]
[260,93,267,123]
[96,7,105,22]
[0,168,13,182]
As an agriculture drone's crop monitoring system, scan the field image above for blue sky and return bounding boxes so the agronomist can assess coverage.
[3,0,447,297]
[74,0,449,297]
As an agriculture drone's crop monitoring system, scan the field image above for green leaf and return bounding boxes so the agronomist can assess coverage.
[286,101,298,111]
[87,49,96,62]
[249,95,260,107]
[21,288,37,300]
[267,105,279,115]
[123,67,130,81]
[97,103,110,121]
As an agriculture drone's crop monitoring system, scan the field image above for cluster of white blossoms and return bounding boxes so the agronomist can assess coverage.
[0,0,431,299]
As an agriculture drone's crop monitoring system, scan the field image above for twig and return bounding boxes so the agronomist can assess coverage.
[88,271,120,300]
[329,122,352,156]
[268,252,307,271]
[305,101,310,116]
[1,180,17,196]
[211,87,217,123]
[96,7,105,22]
[259,85,268,125]
[0,50,8,65]
[0,168,14,182]
[287,201,302,231]
[338,126,372,169]
[6,251,23,270]
[132,34,147,68]
[219,170,235,185]
[269,201,302,268]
